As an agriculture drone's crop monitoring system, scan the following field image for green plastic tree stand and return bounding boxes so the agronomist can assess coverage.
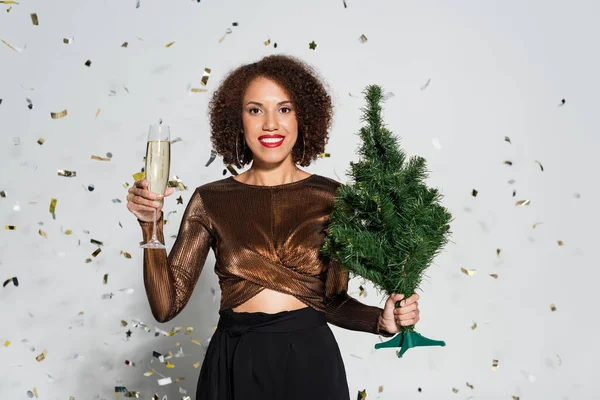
[375,331,446,358]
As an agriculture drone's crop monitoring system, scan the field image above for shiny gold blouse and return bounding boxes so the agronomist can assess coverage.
[138,174,393,337]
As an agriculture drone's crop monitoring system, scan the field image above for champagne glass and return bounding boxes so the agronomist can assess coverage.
[140,124,171,249]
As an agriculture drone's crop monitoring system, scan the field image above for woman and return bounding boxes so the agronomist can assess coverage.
[126,54,421,400]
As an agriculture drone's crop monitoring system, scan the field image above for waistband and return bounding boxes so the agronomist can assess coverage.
[217,306,326,337]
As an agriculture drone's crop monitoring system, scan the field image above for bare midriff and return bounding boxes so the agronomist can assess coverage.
[232,287,309,314]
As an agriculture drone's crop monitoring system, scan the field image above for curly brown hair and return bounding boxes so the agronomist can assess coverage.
[208,54,333,168]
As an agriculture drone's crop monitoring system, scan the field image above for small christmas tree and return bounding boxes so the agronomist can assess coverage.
[320,85,453,358]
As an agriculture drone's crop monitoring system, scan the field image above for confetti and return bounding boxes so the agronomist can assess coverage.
[5,225,16,230]
[420,78,431,90]
[135,0,140,8]
[557,240,564,246]
[505,136,511,144]
[0,1,20,3]
[49,198,57,217]
[205,150,217,167]
[357,389,367,399]
[358,34,368,43]
[471,189,478,197]
[558,98,566,106]
[466,382,474,389]
[461,267,476,276]
[36,348,47,362]
[342,0,347,7]
[492,359,499,371]
[37,138,44,145]
[91,248,101,257]
[532,222,544,228]
[0,190,6,197]
[133,171,145,181]
[496,248,501,256]
[193,362,201,368]
[263,38,271,46]
[157,377,172,386]
[50,109,68,119]
[490,274,498,279]
[121,42,128,47]
[534,160,544,171]
[58,169,76,177]
[39,229,47,239]
[165,361,175,368]
[120,250,132,259]
[452,388,459,393]
[308,40,317,50]
[504,160,513,166]
[3,340,10,347]
[550,303,557,311]
[84,60,91,67]
[91,155,111,161]
[1,39,26,52]
[63,37,73,44]
[26,97,33,110]
[95,108,101,119]
[30,13,38,25]
[165,41,175,48]
[3,277,18,287]
[318,152,330,158]
[201,67,211,86]
[515,199,530,206]
[218,28,233,43]
[382,92,395,101]
[103,274,108,284]
[471,321,477,330]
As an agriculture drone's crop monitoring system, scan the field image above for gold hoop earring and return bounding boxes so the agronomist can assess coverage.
[236,133,245,166]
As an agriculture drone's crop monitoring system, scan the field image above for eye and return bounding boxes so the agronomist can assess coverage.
[248,107,261,115]
[280,107,293,113]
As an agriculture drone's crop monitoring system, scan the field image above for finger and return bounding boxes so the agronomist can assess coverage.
[395,304,417,315]
[132,195,162,208]
[134,179,147,188]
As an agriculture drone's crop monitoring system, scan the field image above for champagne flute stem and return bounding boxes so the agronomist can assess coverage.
[151,207,158,242]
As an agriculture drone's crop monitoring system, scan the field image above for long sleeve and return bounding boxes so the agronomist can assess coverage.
[324,259,395,337]
[138,188,214,323]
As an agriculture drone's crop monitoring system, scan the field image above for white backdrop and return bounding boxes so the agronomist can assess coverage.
[1,0,598,399]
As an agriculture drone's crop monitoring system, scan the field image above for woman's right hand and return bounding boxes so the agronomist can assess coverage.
[127,179,175,222]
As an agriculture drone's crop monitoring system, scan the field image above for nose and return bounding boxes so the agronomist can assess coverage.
[263,112,279,131]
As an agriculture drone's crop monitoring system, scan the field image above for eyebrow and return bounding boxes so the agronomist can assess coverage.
[245,101,292,106]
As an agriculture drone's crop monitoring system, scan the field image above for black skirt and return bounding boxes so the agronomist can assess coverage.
[196,306,351,400]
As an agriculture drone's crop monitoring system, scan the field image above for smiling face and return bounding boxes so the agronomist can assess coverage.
[241,76,299,167]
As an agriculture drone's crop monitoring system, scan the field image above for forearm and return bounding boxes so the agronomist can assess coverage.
[325,293,395,337]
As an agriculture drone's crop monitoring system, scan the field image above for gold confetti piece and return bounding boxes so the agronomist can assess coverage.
[5,225,16,230]
[461,267,476,276]
[503,160,513,166]
[91,248,101,257]
[489,274,498,279]
[193,361,200,368]
[190,339,202,345]
[30,13,38,25]
[496,248,501,256]
[39,229,47,238]
[452,388,459,393]
[133,171,145,181]
[36,348,47,362]
[201,67,211,86]
[466,382,474,389]
[309,40,317,50]
[515,199,530,206]
[165,361,175,368]
[123,85,129,93]
[49,198,57,216]
[103,274,108,284]
[95,108,101,119]
[190,87,208,93]
[37,138,44,145]
[120,250,131,259]
[121,42,128,47]
[471,321,477,330]
[378,385,383,393]
[91,155,111,161]
[185,327,194,335]
[50,109,68,119]
[557,240,564,246]
[512,396,520,400]
[168,175,188,191]
[58,169,76,179]
[177,195,183,204]
[532,221,544,228]
[358,284,365,296]
[318,152,330,158]
[144,371,154,376]
[0,1,20,4]
[63,38,72,44]
[263,38,271,46]
[358,34,368,43]
[84,59,91,67]
[0,191,6,197]
[3,340,10,347]
[165,41,175,48]
[218,28,233,43]
[108,90,116,96]
[1,39,17,51]
[534,160,544,171]
[492,359,499,371]
[550,303,556,311]
[357,389,367,400]
[64,229,72,235]
[471,189,478,197]
[121,320,128,327]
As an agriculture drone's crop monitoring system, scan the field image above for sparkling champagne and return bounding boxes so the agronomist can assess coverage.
[145,140,171,199]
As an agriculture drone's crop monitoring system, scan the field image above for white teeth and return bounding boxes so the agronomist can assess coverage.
[260,138,283,143]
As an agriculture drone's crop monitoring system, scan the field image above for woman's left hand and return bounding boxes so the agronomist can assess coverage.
[379,292,420,334]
